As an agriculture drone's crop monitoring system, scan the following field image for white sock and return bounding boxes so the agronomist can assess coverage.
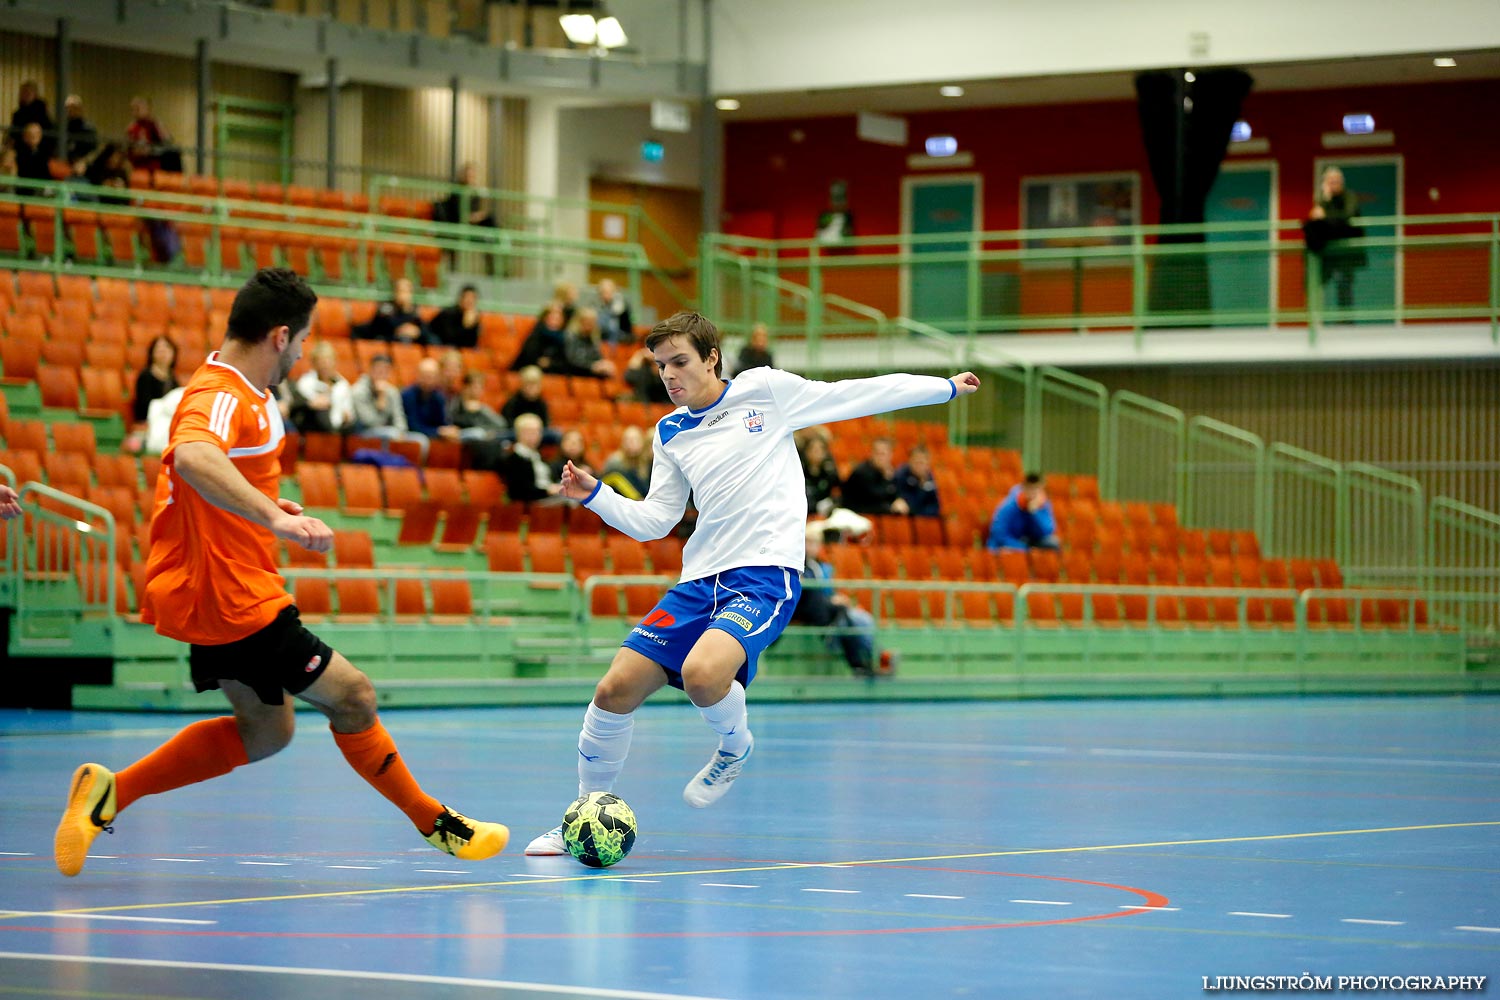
[577,702,634,798]
[696,680,751,757]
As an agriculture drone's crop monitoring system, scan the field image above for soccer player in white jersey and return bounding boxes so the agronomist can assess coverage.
[525,312,980,855]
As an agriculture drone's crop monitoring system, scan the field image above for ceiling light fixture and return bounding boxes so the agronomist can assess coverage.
[559,13,628,49]
[1184,71,1196,83]
[939,85,964,98]
[1433,56,1457,68]
[715,98,741,111]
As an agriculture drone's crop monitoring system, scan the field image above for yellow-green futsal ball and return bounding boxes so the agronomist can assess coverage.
[562,792,638,868]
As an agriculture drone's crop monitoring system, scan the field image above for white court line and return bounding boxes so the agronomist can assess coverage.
[0,852,35,857]
[802,888,859,894]
[86,856,117,860]
[1087,747,1500,770]
[150,858,204,864]
[609,879,661,884]
[1229,912,1292,919]
[0,910,216,926]
[326,865,378,870]
[1342,918,1404,926]
[0,952,733,1000]
[906,894,965,900]
[1010,899,1071,906]
[238,862,290,866]
[507,873,568,879]
[415,870,471,875]
[1120,905,1180,912]
[1456,925,1500,933]
[700,883,758,889]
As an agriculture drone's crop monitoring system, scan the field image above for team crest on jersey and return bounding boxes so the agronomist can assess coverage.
[742,409,765,433]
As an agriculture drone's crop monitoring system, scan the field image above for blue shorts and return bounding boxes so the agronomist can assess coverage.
[622,566,801,690]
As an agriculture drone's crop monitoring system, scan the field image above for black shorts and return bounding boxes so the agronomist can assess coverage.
[189,605,334,706]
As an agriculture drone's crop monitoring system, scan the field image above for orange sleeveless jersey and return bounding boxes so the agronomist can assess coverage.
[142,354,293,645]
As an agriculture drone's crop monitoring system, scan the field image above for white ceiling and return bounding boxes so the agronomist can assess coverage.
[716,50,1500,120]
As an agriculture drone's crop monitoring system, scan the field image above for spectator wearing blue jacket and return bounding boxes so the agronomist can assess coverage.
[987,474,1060,551]
[895,444,941,518]
[401,358,460,457]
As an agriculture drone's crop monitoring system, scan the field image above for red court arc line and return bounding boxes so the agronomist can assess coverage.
[0,872,1168,940]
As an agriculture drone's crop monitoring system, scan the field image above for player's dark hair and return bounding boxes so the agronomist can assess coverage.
[226,268,318,345]
[646,311,722,377]
[1024,472,1042,485]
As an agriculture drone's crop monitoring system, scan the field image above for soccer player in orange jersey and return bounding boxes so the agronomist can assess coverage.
[53,268,509,876]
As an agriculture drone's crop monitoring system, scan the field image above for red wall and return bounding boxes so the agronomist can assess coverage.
[722,79,1500,240]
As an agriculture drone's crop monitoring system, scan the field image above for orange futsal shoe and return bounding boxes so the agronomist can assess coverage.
[424,806,510,861]
[55,763,117,877]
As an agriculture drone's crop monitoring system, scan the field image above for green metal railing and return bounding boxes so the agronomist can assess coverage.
[11,483,116,646]
[702,212,1500,345]
[1104,391,1184,507]
[368,174,697,312]
[0,176,654,312]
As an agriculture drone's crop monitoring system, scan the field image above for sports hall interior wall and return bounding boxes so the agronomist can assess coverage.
[721,79,1500,318]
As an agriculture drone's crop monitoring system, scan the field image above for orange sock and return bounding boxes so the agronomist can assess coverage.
[331,718,443,834]
[115,717,250,813]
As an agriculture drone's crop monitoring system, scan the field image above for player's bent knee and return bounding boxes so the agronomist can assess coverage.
[679,660,730,706]
[332,669,379,727]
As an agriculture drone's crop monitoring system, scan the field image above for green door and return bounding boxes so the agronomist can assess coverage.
[1204,165,1273,324]
[1319,159,1399,321]
[907,178,977,331]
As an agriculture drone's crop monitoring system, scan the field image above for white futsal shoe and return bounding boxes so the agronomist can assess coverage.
[682,737,753,808]
[524,825,567,856]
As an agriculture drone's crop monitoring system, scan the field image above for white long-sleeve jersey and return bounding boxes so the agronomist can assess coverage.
[582,366,958,583]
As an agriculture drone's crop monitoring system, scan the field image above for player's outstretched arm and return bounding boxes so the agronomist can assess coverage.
[948,372,981,395]
[560,460,598,501]
[174,442,334,552]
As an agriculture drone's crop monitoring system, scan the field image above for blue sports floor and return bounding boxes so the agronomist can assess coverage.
[1,697,1497,999]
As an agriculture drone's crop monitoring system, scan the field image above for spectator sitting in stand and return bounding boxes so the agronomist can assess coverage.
[0,148,16,192]
[125,96,171,171]
[510,302,567,371]
[594,278,634,346]
[62,95,98,174]
[623,344,672,405]
[793,521,895,677]
[14,122,54,183]
[895,444,940,518]
[501,365,548,426]
[735,322,775,374]
[9,80,52,148]
[987,473,1061,551]
[438,348,467,397]
[800,434,841,515]
[558,307,615,379]
[402,357,460,447]
[132,335,179,426]
[351,354,423,451]
[543,281,579,327]
[448,370,508,470]
[430,284,481,349]
[355,277,433,344]
[600,425,652,500]
[292,341,354,435]
[448,370,507,442]
[495,413,561,503]
[83,142,130,200]
[840,437,909,515]
[549,428,594,482]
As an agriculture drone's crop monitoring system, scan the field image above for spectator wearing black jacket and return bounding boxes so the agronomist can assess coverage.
[840,438,909,515]
[430,285,481,348]
[510,301,567,371]
[355,278,433,344]
[800,434,840,514]
[9,81,51,148]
